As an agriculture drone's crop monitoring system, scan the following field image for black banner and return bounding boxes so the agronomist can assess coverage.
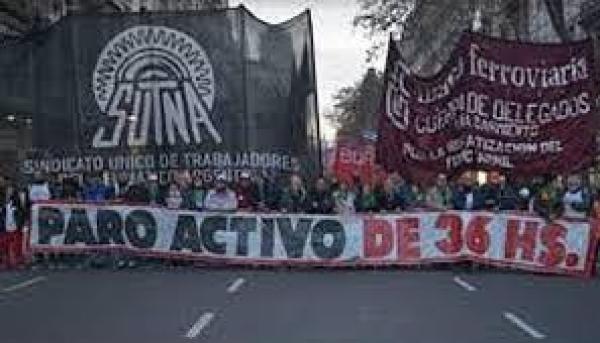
[0,7,320,181]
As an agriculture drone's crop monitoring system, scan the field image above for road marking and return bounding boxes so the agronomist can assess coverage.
[2,276,47,293]
[185,312,215,339]
[453,276,477,292]
[503,311,546,340]
[227,277,246,294]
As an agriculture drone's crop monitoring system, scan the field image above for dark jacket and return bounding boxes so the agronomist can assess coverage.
[279,188,307,213]
[306,189,334,214]
[394,184,415,210]
[378,189,399,212]
[62,177,81,200]
[235,184,260,210]
[451,186,485,210]
[83,183,111,202]
[9,189,29,231]
[125,184,151,204]
[261,178,281,211]
[496,185,519,211]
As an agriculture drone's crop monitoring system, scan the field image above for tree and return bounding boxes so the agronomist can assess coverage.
[325,68,383,138]
[353,0,415,62]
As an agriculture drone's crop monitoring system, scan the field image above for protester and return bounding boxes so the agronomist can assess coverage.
[590,188,600,219]
[561,174,591,219]
[83,175,111,202]
[495,175,519,211]
[260,170,282,211]
[280,174,308,213]
[307,177,334,214]
[204,174,238,211]
[235,171,259,211]
[533,176,561,219]
[124,180,151,204]
[332,180,356,214]
[188,175,207,210]
[29,172,51,202]
[0,174,7,233]
[355,182,378,213]
[165,182,184,209]
[379,176,399,212]
[479,172,499,211]
[425,173,452,210]
[8,187,29,231]
[394,174,415,210]
[61,175,82,200]
[451,175,483,210]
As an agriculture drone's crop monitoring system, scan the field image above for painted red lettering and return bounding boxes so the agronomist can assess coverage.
[505,219,538,261]
[397,218,421,260]
[435,214,463,255]
[364,219,393,258]
[465,215,491,255]
[539,223,567,267]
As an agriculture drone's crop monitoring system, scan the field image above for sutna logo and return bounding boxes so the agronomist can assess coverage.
[92,25,222,148]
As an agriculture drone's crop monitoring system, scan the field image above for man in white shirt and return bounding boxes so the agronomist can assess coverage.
[204,173,238,212]
[29,172,51,202]
[562,174,590,219]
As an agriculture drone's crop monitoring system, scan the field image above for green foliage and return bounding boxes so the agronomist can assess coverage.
[353,0,414,62]
[325,68,384,137]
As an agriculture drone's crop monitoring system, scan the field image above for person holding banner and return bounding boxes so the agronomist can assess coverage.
[165,183,184,209]
[0,175,6,233]
[451,175,484,211]
[355,182,379,213]
[393,174,416,210]
[280,174,308,213]
[379,176,400,212]
[425,174,452,210]
[561,174,591,219]
[307,177,334,214]
[188,175,207,210]
[332,180,356,214]
[204,174,238,212]
[235,172,260,211]
[28,172,51,203]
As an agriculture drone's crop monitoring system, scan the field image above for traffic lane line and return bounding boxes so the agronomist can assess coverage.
[453,276,477,292]
[2,276,47,293]
[0,270,240,343]
[185,312,216,339]
[201,270,513,343]
[503,311,546,340]
[226,277,246,294]
[481,274,600,343]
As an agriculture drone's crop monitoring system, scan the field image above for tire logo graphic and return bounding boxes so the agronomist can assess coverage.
[92,25,222,148]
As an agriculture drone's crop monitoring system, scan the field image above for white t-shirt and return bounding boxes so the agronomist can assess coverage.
[465,192,474,210]
[563,190,585,219]
[29,183,51,202]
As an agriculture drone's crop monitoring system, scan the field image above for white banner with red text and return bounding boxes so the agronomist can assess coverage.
[30,203,599,277]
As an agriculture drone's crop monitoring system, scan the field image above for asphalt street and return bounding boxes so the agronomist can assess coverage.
[0,267,599,343]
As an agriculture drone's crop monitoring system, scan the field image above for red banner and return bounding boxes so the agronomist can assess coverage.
[377,32,599,180]
[333,137,386,184]
[0,231,27,269]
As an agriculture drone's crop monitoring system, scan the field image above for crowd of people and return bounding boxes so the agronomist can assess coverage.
[1,169,598,233]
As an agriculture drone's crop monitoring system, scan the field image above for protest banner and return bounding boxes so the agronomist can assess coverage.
[377,32,599,181]
[0,8,321,183]
[332,136,387,184]
[30,202,598,277]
